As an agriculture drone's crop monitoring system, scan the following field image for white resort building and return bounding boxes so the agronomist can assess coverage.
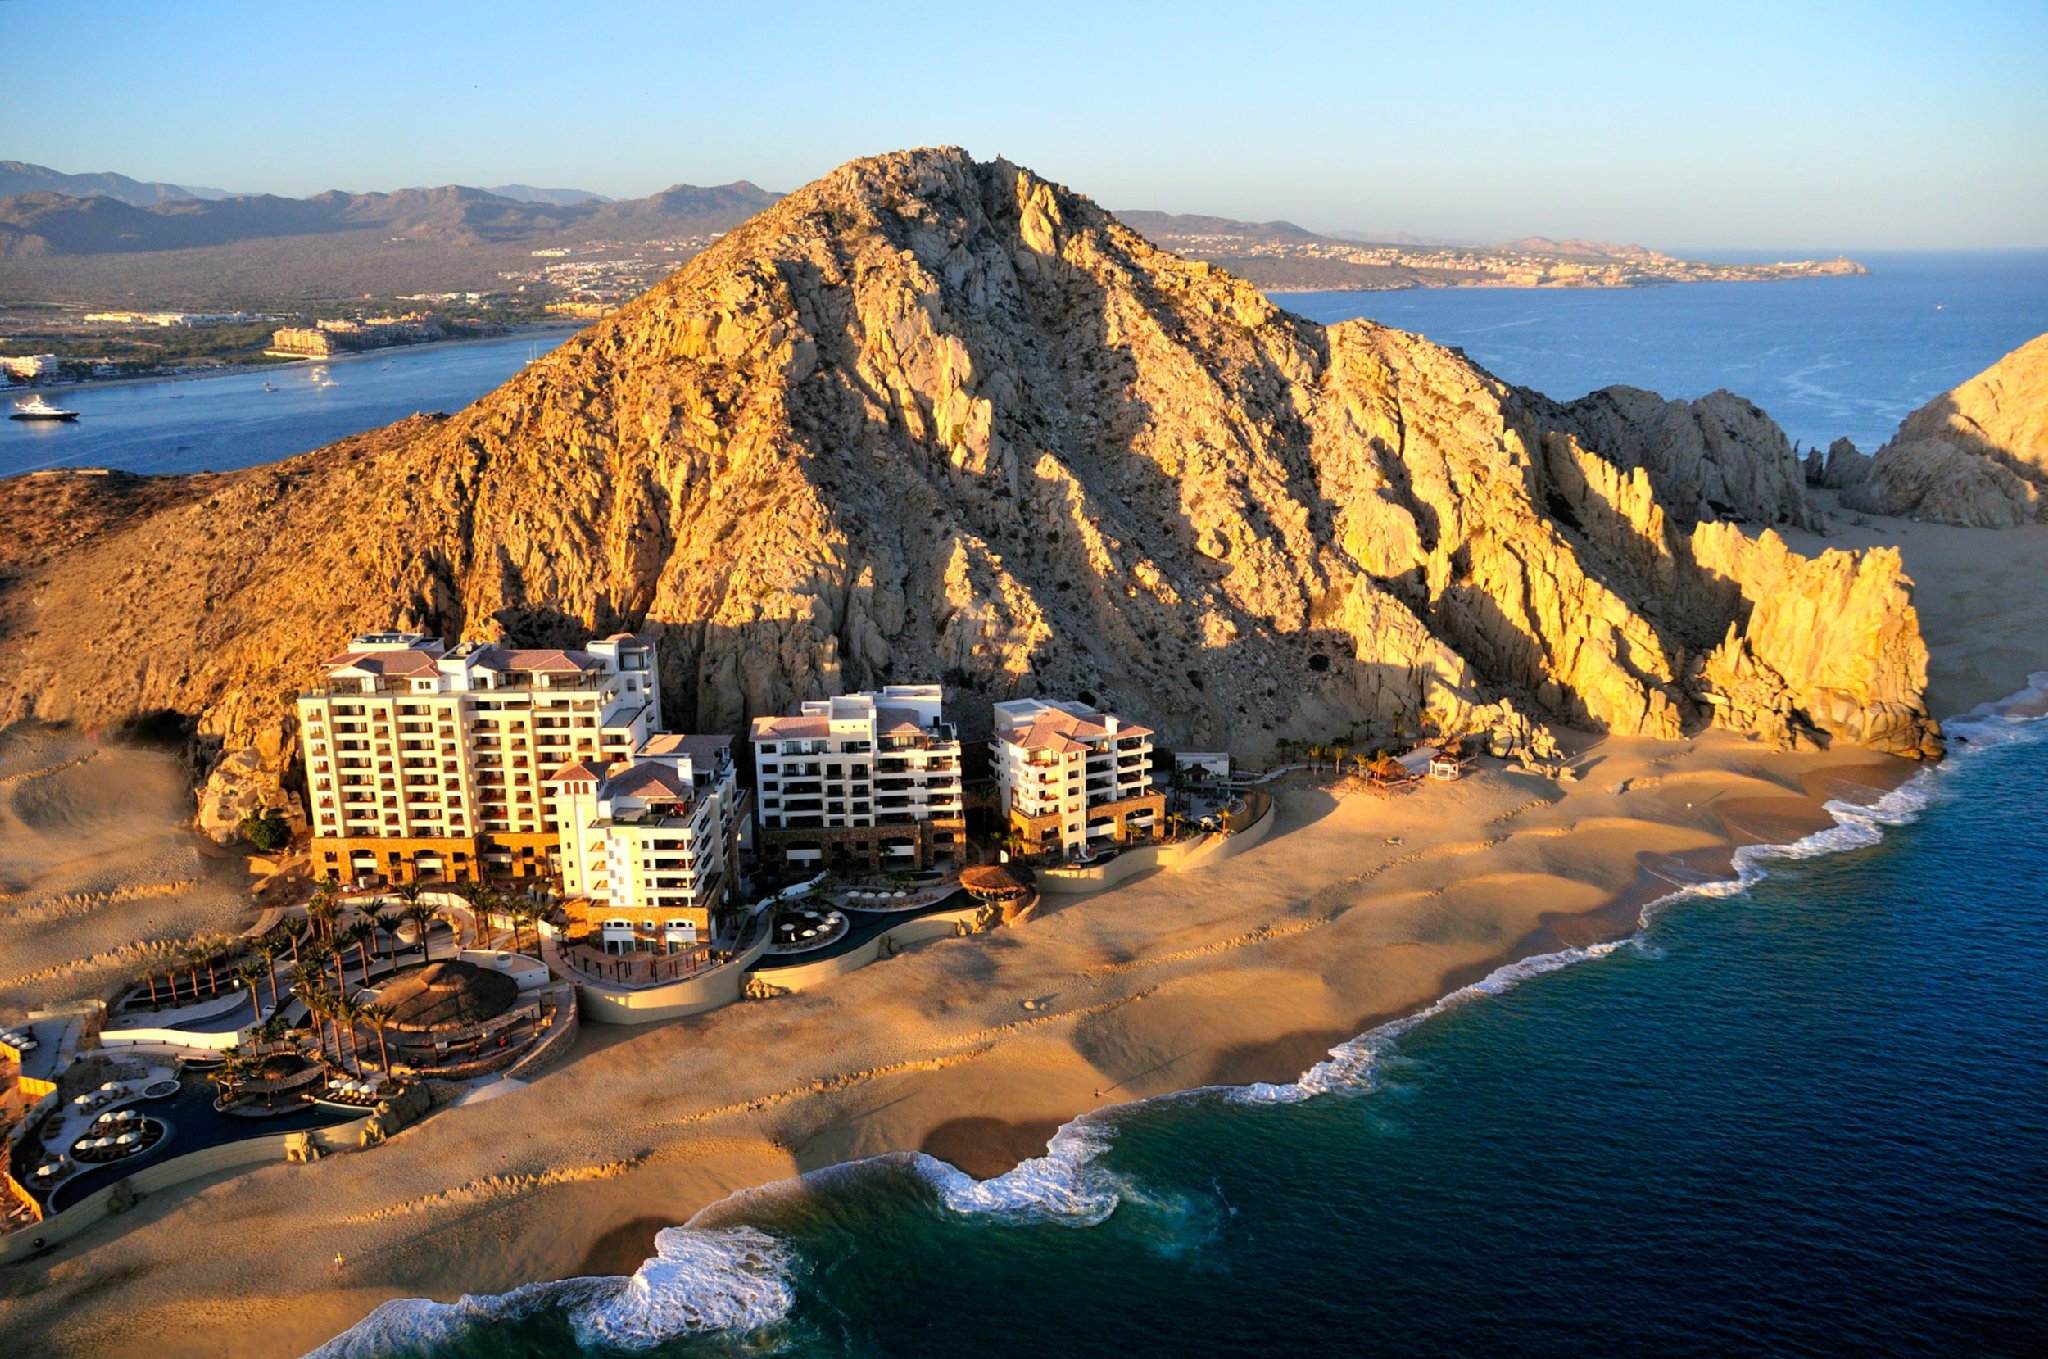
[991,697,1164,858]
[545,734,745,954]
[296,630,661,884]
[749,685,965,870]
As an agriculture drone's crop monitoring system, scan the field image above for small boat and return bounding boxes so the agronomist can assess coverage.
[10,395,79,422]
[263,380,278,392]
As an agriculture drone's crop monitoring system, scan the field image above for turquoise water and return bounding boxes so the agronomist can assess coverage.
[312,694,2048,1357]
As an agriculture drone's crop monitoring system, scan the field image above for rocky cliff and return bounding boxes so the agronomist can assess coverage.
[1534,385,1817,530]
[0,148,1941,775]
[1842,332,2048,527]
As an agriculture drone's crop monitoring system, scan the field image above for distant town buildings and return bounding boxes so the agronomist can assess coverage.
[296,631,662,884]
[750,686,965,871]
[82,311,263,327]
[269,312,448,358]
[0,354,59,382]
[992,698,1162,858]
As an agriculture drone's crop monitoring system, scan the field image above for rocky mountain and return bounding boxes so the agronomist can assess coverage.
[0,179,781,257]
[0,148,1940,789]
[0,159,233,206]
[1824,334,2048,527]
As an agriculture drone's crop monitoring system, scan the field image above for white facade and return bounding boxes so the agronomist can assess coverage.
[297,630,661,879]
[992,697,1159,856]
[0,354,59,381]
[750,685,964,864]
[546,734,741,933]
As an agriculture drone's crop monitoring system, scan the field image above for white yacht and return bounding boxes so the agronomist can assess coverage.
[9,395,80,422]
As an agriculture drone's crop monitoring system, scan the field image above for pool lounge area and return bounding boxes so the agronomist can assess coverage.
[28,1070,361,1214]
[753,889,977,970]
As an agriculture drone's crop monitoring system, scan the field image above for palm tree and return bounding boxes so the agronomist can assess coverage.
[301,984,339,1069]
[358,1002,395,1074]
[327,991,365,1079]
[142,967,161,1008]
[253,1012,291,1057]
[235,960,268,1024]
[252,937,280,1013]
[288,962,324,1051]
[342,918,378,987]
[209,1050,247,1106]
[308,889,340,944]
[368,907,400,964]
[460,880,498,949]
[402,900,438,960]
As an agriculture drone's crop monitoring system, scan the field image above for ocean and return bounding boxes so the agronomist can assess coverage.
[298,256,2048,1357]
[0,331,569,481]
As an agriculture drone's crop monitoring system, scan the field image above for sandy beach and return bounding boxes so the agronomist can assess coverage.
[1,503,2045,1359]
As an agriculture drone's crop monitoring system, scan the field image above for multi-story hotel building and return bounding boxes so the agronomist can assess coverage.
[749,685,965,870]
[545,734,745,954]
[297,630,661,884]
[991,698,1163,858]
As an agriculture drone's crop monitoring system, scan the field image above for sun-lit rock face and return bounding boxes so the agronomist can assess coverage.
[0,147,1941,769]
[1844,332,2048,527]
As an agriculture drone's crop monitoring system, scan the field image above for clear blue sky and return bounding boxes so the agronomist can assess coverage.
[7,0,2045,248]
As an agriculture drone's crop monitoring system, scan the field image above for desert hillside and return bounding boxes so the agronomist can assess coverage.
[0,148,1939,786]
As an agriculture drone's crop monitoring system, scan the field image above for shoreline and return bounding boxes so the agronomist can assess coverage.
[0,730,1943,1359]
[9,321,584,395]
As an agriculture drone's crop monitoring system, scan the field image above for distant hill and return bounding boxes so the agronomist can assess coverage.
[0,160,234,206]
[1112,210,1321,242]
[1497,236,1661,261]
[486,184,613,206]
[0,180,783,257]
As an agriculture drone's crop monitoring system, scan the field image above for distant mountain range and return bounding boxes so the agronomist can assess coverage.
[0,161,1856,305]
[0,160,234,206]
[0,177,782,257]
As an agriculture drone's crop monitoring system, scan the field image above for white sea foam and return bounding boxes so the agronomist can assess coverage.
[906,1117,1124,1224]
[299,1226,795,1358]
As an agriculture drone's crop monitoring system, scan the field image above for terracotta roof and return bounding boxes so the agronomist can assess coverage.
[752,714,831,740]
[327,650,442,679]
[640,733,732,765]
[605,762,691,801]
[475,648,600,674]
[998,705,1152,752]
[544,759,608,786]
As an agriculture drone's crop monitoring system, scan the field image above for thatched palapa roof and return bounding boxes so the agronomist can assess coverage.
[961,864,1034,900]
[379,960,519,1032]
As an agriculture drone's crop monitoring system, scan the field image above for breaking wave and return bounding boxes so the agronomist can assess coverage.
[302,1226,795,1358]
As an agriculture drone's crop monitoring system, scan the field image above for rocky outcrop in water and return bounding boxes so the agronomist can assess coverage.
[0,148,1941,774]
[1842,333,2048,527]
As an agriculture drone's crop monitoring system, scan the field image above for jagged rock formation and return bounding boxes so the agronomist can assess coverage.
[1533,385,1816,529]
[1843,333,2048,526]
[0,148,1941,775]
[1805,436,1873,493]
